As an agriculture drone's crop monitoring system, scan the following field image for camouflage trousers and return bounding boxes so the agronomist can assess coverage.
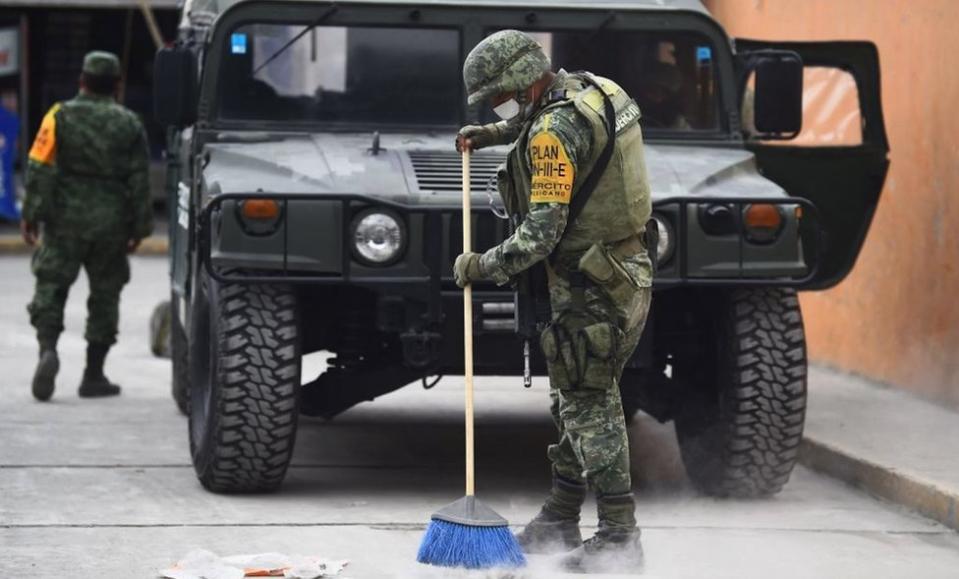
[28,230,130,347]
[540,256,652,496]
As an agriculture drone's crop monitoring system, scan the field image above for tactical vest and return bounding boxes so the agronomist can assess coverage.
[498,72,652,268]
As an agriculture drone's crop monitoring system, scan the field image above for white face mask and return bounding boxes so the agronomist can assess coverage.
[493,88,534,122]
[493,98,521,121]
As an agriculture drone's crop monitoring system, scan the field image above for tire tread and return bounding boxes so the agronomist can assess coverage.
[200,283,299,493]
[678,287,807,498]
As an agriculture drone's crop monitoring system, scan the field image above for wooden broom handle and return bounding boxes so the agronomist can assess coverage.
[462,149,475,497]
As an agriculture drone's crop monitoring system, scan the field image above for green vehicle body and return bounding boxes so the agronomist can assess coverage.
[158,0,889,495]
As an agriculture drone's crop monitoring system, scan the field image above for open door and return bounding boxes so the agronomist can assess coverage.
[736,40,890,290]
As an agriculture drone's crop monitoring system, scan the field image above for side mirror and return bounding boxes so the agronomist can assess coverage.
[154,46,197,128]
[741,50,803,139]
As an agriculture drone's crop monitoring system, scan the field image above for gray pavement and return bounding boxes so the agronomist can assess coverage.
[802,366,959,529]
[2,255,958,578]
[807,367,959,489]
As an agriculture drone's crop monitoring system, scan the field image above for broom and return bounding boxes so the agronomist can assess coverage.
[416,149,527,570]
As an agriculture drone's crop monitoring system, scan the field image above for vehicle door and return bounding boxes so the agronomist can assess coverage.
[736,40,890,290]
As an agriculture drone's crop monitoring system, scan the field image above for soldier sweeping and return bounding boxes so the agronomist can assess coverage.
[21,51,153,401]
[453,30,653,572]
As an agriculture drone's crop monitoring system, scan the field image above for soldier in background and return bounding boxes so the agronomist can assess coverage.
[20,51,153,401]
[635,61,690,129]
[453,31,653,572]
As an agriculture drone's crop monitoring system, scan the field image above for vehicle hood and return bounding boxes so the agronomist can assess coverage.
[201,132,785,202]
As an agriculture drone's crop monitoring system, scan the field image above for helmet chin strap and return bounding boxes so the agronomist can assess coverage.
[513,86,538,123]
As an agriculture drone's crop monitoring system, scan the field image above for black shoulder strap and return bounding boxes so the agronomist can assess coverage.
[550,73,617,261]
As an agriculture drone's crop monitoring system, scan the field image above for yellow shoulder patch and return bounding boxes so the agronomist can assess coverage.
[529,131,575,204]
[28,103,60,166]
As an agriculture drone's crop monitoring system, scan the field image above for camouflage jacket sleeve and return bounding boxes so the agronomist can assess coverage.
[126,117,153,240]
[479,107,592,285]
[22,104,61,224]
[490,120,522,145]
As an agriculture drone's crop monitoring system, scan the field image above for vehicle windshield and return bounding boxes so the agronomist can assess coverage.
[218,23,719,133]
[219,23,462,127]
[479,29,720,132]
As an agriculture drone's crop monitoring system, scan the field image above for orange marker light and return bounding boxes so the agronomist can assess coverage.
[744,203,782,230]
[241,199,280,220]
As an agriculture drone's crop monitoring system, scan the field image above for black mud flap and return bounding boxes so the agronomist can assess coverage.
[735,40,890,290]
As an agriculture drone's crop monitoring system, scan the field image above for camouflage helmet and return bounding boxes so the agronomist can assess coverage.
[464,30,550,106]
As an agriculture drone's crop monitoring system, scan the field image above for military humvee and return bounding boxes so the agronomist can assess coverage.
[154,0,888,496]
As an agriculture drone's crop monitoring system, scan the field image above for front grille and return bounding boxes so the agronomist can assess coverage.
[443,211,510,272]
[409,150,503,193]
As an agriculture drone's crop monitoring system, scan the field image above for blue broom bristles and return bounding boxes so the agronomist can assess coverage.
[417,518,527,569]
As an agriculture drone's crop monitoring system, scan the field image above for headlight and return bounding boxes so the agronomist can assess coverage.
[652,214,674,266]
[351,209,405,266]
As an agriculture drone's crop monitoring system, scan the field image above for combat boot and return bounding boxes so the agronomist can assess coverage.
[562,492,644,574]
[78,342,121,398]
[32,342,59,402]
[515,472,586,553]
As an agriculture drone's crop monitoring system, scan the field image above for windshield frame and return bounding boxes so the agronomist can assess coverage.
[200,1,738,141]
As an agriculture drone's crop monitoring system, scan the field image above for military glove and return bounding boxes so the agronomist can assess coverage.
[456,122,510,152]
[453,252,486,288]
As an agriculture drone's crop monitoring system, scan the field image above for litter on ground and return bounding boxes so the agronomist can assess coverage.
[159,549,348,579]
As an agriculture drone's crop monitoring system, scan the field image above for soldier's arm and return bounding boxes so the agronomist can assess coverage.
[480,202,569,284]
[458,120,522,151]
[22,104,61,224]
[490,120,522,144]
[126,120,153,240]
[479,109,591,285]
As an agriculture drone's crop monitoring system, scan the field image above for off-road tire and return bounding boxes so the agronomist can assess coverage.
[189,275,301,493]
[171,294,190,415]
[675,287,807,497]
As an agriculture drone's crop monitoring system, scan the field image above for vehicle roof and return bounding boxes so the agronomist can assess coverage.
[191,0,710,18]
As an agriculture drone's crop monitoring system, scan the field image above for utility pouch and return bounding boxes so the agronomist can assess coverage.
[541,317,620,392]
[578,243,639,309]
[540,325,571,390]
[576,322,618,391]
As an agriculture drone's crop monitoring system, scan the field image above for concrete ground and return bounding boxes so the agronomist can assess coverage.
[2,255,959,578]
[802,367,959,530]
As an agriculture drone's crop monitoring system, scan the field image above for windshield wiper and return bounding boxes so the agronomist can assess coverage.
[252,3,338,76]
[590,11,618,40]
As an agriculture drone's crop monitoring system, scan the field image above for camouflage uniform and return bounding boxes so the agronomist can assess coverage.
[460,31,653,556]
[23,52,152,348]
[23,52,152,401]
[479,73,653,501]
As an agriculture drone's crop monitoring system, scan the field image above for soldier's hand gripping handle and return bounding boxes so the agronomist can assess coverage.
[455,121,518,152]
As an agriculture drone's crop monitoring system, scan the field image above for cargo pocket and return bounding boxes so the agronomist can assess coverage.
[540,325,572,391]
[577,322,619,391]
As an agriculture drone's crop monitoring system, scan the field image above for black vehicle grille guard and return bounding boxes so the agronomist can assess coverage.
[197,192,822,290]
